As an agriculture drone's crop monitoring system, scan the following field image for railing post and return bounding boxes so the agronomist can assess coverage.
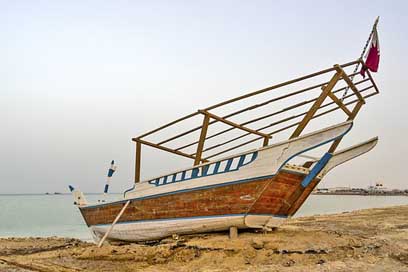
[194,113,210,166]
[134,140,142,183]
[290,68,342,139]
[263,137,269,147]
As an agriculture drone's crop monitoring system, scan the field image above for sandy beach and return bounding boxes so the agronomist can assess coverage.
[0,205,407,271]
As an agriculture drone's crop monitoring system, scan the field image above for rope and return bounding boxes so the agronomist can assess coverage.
[341,17,379,101]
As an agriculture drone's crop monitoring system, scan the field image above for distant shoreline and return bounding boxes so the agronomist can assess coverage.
[0,193,122,196]
[312,192,408,196]
[1,192,405,197]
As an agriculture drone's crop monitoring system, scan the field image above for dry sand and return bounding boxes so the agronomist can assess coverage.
[1,205,407,271]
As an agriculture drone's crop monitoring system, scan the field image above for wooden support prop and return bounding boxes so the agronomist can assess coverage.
[328,101,364,153]
[194,114,210,166]
[229,226,238,239]
[134,141,141,183]
[98,200,131,247]
[290,69,342,139]
[334,65,366,104]
[199,110,271,139]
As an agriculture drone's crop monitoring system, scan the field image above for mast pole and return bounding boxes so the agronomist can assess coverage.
[341,16,379,100]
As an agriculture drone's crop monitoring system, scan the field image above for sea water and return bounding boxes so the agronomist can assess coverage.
[0,194,407,241]
[0,194,121,241]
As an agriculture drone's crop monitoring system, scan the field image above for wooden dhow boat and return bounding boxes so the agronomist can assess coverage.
[70,58,380,244]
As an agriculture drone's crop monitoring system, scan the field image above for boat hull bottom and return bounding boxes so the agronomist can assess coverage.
[90,214,286,243]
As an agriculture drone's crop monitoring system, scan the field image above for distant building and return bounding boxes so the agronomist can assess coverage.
[328,187,351,192]
[315,188,329,193]
[367,182,390,192]
[315,187,352,193]
[314,183,406,196]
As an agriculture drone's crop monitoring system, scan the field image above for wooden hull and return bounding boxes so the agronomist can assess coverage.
[72,123,379,242]
[80,170,319,242]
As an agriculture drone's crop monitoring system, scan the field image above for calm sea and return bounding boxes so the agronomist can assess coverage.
[0,194,407,241]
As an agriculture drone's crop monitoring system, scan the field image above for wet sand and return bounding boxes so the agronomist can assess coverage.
[1,205,407,271]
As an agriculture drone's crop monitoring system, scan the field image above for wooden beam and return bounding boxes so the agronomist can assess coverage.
[205,60,360,111]
[328,101,364,153]
[199,110,272,139]
[334,65,366,104]
[137,112,200,139]
[327,91,352,116]
[194,114,210,166]
[134,141,142,183]
[290,69,342,139]
[134,138,207,162]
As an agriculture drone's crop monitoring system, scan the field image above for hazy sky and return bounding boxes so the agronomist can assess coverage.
[1,0,407,194]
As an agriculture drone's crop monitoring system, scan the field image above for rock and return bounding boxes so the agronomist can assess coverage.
[251,240,265,250]
[283,259,295,267]
[151,256,167,264]
[317,259,325,265]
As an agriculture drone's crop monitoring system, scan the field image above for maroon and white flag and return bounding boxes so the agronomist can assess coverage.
[360,26,380,77]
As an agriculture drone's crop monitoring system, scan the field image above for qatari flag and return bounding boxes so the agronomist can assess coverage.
[360,26,380,77]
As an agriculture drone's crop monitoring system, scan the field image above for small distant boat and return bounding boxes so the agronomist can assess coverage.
[70,21,382,244]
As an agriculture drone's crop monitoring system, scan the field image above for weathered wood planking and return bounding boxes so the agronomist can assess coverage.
[80,170,320,227]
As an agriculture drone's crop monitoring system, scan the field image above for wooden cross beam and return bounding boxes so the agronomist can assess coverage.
[327,92,352,116]
[198,110,272,140]
[334,64,366,104]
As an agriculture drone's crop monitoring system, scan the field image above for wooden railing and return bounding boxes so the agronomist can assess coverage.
[132,59,380,182]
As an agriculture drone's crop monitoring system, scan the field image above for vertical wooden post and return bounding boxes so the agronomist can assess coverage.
[263,137,269,147]
[194,114,210,166]
[328,101,364,153]
[134,140,142,183]
[290,70,342,139]
[229,226,238,239]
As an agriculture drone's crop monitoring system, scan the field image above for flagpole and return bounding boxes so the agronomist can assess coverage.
[341,16,379,101]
